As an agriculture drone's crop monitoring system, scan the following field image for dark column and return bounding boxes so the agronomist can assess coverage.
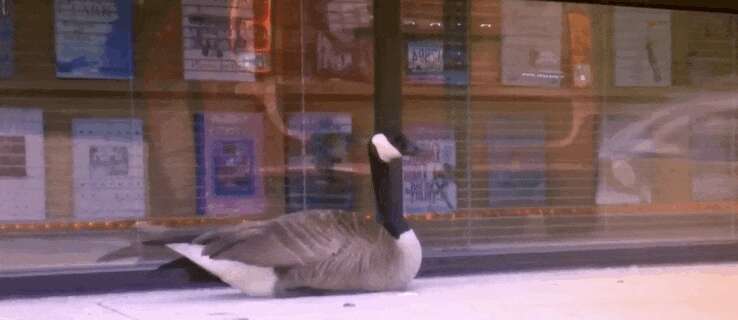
[373,0,402,135]
[373,0,404,217]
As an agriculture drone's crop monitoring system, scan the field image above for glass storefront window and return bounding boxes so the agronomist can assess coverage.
[2,0,738,280]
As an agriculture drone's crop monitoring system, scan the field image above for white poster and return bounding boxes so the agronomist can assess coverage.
[690,115,738,201]
[0,108,45,221]
[596,112,653,205]
[182,0,261,81]
[73,118,145,219]
[613,7,672,87]
[402,124,457,214]
[500,0,563,87]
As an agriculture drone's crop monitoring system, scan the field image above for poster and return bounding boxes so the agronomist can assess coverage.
[613,7,671,87]
[0,0,14,79]
[182,0,271,81]
[487,113,546,208]
[402,124,456,214]
[54,0,134,79]
[597,101,712,204]
[690,114,738,201]
[0,108,45,221]
[500,0,563,87]
[407,40,445,84]
[406,39,468,86]
[194,112,264,216]
[313,0,373,81]
[286,113,353,213]
[72,118,145,219]
[596,113,651,204]
[685,13,735,84]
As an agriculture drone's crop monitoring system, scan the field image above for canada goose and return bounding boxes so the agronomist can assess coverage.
[162,132,422,296]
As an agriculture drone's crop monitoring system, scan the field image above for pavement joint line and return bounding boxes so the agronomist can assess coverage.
[95,301,140,320]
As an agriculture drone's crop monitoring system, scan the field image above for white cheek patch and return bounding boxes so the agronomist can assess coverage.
[371,133,403,163]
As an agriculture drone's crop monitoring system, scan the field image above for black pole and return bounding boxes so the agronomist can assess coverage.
[373,0,402,135]
[373,0,404,218]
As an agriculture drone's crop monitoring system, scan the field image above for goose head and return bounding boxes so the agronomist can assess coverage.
[368,132,419,238]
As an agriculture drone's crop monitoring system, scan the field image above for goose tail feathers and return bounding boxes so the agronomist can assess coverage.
[166,243,278,297]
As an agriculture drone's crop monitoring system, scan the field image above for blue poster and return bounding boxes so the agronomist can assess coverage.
[406,39,467,86]
[212,140,256,196]
[488,113,547,208]
[407,40,445,84]
[0,0,14,79]
[54,0,134,79]
[194,112,265,216]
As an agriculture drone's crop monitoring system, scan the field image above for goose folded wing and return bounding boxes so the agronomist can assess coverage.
[193,214,346,267]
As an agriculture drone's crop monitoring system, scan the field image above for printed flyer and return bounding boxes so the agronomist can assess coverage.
[685,13,735,84]
[596,112,653,205]
[54,0,134,79]
[613,7,672,87]
[402,124,457,214]
[500,0,563,87]
[406,39,468,86]
[72,118,145,219]
[194,112,265,216]
[182,0,271,81]
[0,108,45,221]
[406,40,445,84]
[313,0,373,81]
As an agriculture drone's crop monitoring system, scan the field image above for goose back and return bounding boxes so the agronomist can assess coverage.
[193,209,421,292]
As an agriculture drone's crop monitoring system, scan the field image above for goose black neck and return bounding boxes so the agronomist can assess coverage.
[369,141,410,239]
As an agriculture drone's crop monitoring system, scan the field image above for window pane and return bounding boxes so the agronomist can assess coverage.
[402,0,738,255]
[3,0,738,280]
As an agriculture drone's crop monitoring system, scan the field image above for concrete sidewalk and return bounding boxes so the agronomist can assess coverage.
[1,263,736,320]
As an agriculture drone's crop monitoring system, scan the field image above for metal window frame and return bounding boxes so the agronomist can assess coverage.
[554,0,738,13]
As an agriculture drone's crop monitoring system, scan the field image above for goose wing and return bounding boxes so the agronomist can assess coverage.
[192,210,358,267]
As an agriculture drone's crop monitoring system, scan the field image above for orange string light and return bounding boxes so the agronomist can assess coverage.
[2,202,738,234]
